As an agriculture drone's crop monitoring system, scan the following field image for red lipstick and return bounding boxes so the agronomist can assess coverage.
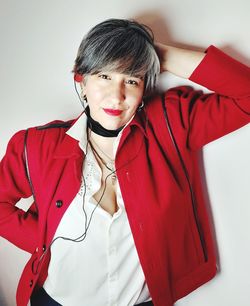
[103,108,123,116]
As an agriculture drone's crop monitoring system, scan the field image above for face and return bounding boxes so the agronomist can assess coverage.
[81,71,145,130]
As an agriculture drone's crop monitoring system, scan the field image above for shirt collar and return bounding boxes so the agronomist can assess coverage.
[66,110,147,155]
[66,111,88,154]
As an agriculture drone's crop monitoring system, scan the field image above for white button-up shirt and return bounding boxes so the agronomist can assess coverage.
[43,113,151,306]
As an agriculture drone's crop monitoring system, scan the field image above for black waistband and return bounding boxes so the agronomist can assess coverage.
[136,301,154,306]
[31,287,154,306]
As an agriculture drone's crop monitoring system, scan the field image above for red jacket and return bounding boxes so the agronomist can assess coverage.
[0,46,249,306]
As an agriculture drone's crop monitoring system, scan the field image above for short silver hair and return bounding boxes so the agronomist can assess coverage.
[73,18,160,94]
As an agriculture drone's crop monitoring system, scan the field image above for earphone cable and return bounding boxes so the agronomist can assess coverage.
[32,162,115,274]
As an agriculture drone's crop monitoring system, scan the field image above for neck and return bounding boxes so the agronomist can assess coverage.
[86,106,124,137]
[89,129,116,160]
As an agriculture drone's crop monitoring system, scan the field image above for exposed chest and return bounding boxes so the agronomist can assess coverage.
[92,165,118,216]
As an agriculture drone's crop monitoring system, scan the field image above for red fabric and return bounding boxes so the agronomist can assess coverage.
[0,46,249,306]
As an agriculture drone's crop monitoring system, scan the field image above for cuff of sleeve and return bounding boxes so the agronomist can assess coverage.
[188,45,250,97]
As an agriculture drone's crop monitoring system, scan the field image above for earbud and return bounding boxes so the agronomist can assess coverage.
[74,73,83,83]
[73,74,86,109]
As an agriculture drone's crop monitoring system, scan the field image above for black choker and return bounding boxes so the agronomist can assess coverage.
[85,107,124,137]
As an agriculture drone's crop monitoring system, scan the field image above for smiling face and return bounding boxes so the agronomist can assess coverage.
[81,71,145,130]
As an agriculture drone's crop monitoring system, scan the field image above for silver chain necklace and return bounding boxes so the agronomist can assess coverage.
[88,140,117,184]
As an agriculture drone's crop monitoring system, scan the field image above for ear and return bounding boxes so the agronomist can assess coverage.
[74,73,83,83]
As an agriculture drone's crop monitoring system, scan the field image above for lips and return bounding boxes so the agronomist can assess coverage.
[103,108,123,116]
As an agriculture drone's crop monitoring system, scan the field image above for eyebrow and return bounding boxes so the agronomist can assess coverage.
[96,70,145,80]
[130,74,144,80]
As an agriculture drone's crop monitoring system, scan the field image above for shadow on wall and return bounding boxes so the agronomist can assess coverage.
[133,11,250,65]
[133,11,205,51]
[222,45,250,66]
[0,290,7,306]
[132,11,172,44]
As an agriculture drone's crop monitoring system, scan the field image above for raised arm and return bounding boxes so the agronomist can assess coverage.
[155,42,205,78]
[154,44,250,149]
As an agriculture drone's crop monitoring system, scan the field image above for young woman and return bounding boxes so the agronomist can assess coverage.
[0,18,249,306]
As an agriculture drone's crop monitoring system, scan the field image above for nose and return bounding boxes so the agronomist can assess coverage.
[109,82,125,105]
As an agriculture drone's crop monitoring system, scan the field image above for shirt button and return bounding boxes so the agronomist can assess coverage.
[29,280,33,287]
[109,273,118,282]
[42,245,46,252]
[56,200,63,208]
[109,247,116,255]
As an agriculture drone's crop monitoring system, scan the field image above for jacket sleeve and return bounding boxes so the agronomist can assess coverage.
[0,130,38,253]
[167,45,250,150]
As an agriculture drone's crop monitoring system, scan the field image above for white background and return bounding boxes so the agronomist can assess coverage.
[0,0,250,305]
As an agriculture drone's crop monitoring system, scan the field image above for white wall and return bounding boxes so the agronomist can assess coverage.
[0,0,250,305]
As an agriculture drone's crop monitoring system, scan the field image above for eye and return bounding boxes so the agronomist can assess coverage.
[126,79,139,86]
[98,74,111,80]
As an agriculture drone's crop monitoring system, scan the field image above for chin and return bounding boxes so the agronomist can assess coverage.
[100,117,127,130]
[103,122,124,130]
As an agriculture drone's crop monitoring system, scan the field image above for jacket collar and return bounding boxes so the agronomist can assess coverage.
[53,113,83,159]
[53,110,147,159]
